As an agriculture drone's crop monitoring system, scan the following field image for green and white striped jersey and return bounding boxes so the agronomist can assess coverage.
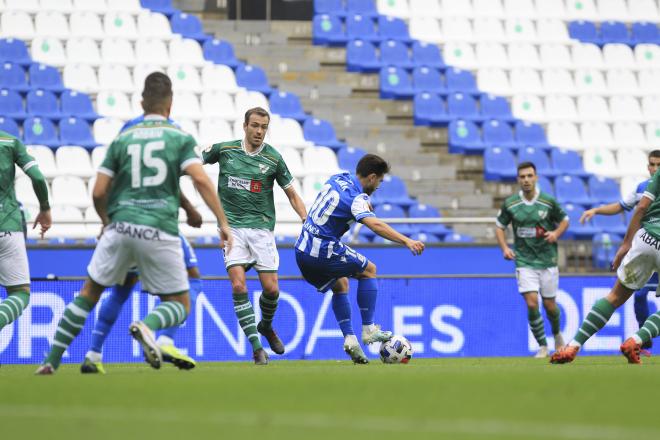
[0,131,39,232]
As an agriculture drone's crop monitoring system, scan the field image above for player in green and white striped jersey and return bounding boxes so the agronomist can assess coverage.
[0,131,51,333]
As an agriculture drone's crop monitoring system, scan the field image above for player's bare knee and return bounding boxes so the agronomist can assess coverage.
[608,281,634,308]
[81,278,105,304]
[187,266,201,279]
[359,262,377,278]
[523,292,539,309]
[332,278,349,294]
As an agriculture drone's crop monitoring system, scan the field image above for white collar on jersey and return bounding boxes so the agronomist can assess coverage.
[143,114,167,121]
[519,188,540,206]
[241,138,264,156]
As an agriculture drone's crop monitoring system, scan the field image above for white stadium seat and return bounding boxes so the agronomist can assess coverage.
[91,146,107,170]
[35,11,70,39]
[5,0,39,13]
[135,39,170,66]
[443,42,477,69]
[63,64,99,93]
[101,38,137,66]
[642,96,660,122]
[547,121,582,150]
[99,64,135,93]
[572,44,604,69]
[544,95,578,122]
[473,0,505,18]
[408,17,443,43]
[93,118,124,145]
[31,37,67,67]
[169,38,206,67]
[577,95,611,122]
[168,65,203,93]
[580,121,615,149]
[638,70,660,95]
[15,176,46,207]
[49,206,87,239]
[303,146,341,175]
[628,0,660,22]
[198,118,234,145]
[566,0,599,20]
[201,64,241,94]
[542,69,575,95]
[473,17,506,42]
[475,42,509,68]
[511,94,545,122]
[200,91,237,121]
[441,18,473,42]
[535,0,567,19]
[617,149,648,178]
[73,0,107,13]
[179,176,202,207]
[574,69,608,95]
[409,0,443,18]
[51,176,90,208]
[503,0,537,18]
[606,70,639,96]
[603,44,635,69]
[440,0,474,17]
[613,122,646,149]
[267,117,313,150]
[104,13,139,40]
[507,43,541,68]
[583,148,619,178]
[66,37,102,66]
[137,11,173,40]
[171,92,202,121]
[634,45,660,69]
[646,122,660,148]
[597,0,630,22]
[234,90,270,117]
[55,146,94,179]
[97,91,133,119]
[177,119,199,140]
[477,68,512,96]
[107,0,142,13]
[302,174,333,204]
[539,44,572,69]
[70,12,105,40]
[40,0,74,12]
[505,18,537,42]
[536,19,571,42]
[1,11,35,40]
[27,145,58,179]
[279,148,305,178]
[377,0,411,19]
[133,64,165,91]
[509,68,543,94]
[611,96,643,122]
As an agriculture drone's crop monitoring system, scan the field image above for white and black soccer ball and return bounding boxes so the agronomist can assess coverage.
[379,335,413,364]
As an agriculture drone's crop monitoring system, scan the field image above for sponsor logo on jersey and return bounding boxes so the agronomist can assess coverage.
[228,175,262,193]
[259,163,270,174]
[641,231,660,250]
[132,128,163,139]
[516,226,547,238]
[114,222,162,241]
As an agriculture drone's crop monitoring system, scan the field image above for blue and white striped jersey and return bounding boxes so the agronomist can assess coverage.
[295,173,375,258]
[620,179,650,211]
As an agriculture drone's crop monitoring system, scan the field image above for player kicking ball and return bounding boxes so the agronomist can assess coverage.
[295,154,425,364]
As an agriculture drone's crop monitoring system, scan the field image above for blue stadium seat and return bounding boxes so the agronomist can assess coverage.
[269,91,307,122]
[564,203,598,239]
[195,236,220,245]
[59,117,97,148]
[0,89,26,120]
[408,203,451,237]
[23,116,59,147]
[412,67,446,94]
[303,117,346,150]
[600,21,632,45]
[555,175,593,206]
[29,64,65,92]
[140,0,177,16]
[631,22,660,44]
[346,39,381,72]
[484,147,517,181]
[312,14,348,46]
[235,65,272,95]
[346,14,380,42]
[411,41,445,68]
[374,203,413,235]
[378,16,412,43]
[445,67,478,94]
[0,39,31,66]
[588,176,620,203]
[202,39,241,68]
[592,233,622,269]
[380,40,414,69]
[413,93,450,126]
[568,20,602,45]
[0,116,20,137]
[482,119,518,149]
[0,63,28,92]
[592,213,627,235]
[372,175,415,207]
[347,0,378,18]
[514,121,550,149]
[410,232,443,243]
[337,146,366,171]
[480,94,515,122]
[448,119,483,154]
[170,12,210,42]
[274,235,297,245]
[380,66,415,99]
[26,90,61,120]
[444,233,474,243]
[537,175,554,195]
[550,149,589,177]
[447,92,480,120]
[61,90,100,121]
[517,146,559,177]
[315,0,347,18]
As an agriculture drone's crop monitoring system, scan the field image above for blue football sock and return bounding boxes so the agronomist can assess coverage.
[90,282,133,353]
[332,293,354,337]
[634,288,651,330]
[357,278,378,326]
[157,277,201,341]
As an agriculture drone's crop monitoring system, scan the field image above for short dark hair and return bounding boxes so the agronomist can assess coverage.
[649,150,660,160]
[141,72,172,114]
[517,161,536,174]
[244,107,270,125]
[356,154,390,177]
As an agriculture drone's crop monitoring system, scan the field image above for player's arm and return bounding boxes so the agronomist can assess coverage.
[15,141,51,238]
[283,185,307,222]
[92,172,113,227]
[580,202,623,223]
[361,216,424,255]
[180,190,202,228]
[495,206,515,260]
[544,217,569,243]
[612,196,651,270]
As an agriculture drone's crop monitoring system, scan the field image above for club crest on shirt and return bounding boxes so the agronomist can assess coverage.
[259,163,270,174]
[538,210,547,219]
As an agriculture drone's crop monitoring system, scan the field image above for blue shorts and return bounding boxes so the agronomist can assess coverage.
[128,234,198,276]
[295,246,369,293]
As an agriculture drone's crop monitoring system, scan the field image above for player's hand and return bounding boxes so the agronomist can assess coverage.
[218,225,233,254]
[579,209,596,224]
[612,242,632,271]
[32,209,51,239]
[406,239,425,256]
[502,247,516,260]
[544,230,560,243]
[186,207,203,228]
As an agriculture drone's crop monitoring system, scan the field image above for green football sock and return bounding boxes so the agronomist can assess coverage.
[573,298,616,346]
[528,308,547,347]
[636,312,660,344]
[0,291,29,330]
[45,296,94,369]
[546,307,561,335]
[259,292,279,330]
[143,301,187,331]
[234,293,262,351]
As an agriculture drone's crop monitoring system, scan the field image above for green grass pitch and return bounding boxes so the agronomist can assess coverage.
[2,357,660,440]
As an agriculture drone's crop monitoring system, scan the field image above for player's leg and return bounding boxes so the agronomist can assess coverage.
[540,267,563,349]
[354,261,392,344]
[331,277,368,364]
[0,232,32,331]
[517,267,548,357]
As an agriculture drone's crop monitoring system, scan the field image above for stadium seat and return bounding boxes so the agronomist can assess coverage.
[506,43,541,70]
[378,16,412,43]
[605,70,639,96]
[539,43,572,69]
[347,14,380,42]
[170,92,202,121]
[0,39,31,66]
[101,38,137,66]
[103,12,139,40]
[380,67,415,100]
[55,146,94,178]
[91,146,107,170]
[63,64,100,94]
[374,203,414,236]
[141,0,177,16]
[580,122,614,150]
[137,11,174,39]
[28,145,58,178]
[617,148,647,178]
[592,214,627,235]
[411,41,445,68]
[380,40,414,69]
[509,68,543,94]
[603,43,635,68]
[97,91,133,120]
[302,146,341,175]
[412,67,446,94]
[0,116,20,137]
[504,0,536,17]
[442,17,474,42]
[372,175,415,207]
[99,65,135,93]
[0,89,26,120]
[70,11,104,40]
[409,232,442,243]
[73,0,107,13]
[612,122,646,149]
[312,14,348,46]
[505,18,537,42]
[337,146,366,172]
[315,0,347,18]
[135,39,170,66]
[198,118,233,146]
[26,90,61,120]
[541,69,575,95]
[599,0,631,21]
[482,119,518,149]
[568,21,602,45]
[592,232,622,269]
[577,95,611,122]
[201,65,240,94]
[629,0,660,22]
[168,65,203,93]
[511,95,545,123]
[0,11,35,40]
[588,176,620,204]
[584,148,619,178]
[5,0,39,12]
[40,0,74,12]
[474,0,505,18]
[545,95,579,124]
[480,94,515,121]
[303,118,346,150]
[347,0,379,17]
[477,68,512,96]
[476,43,509,69]
[199,90,236,121]
[234,89,270,117]
[444,233,474,243]
[269,91,307,122]
[61,91,99,123]
[448,119,484,154]
[408,203,451,237]
[93,118,123,145]
[642,96,660,122]
[473,18,505,42]
[515,121,549,149]
[15,176,48,207]
[60,117,98,148]
[24,117,59,147]
[346,40,381,72]
[413,93,449,126]
[29,64,64,93]
[555,175,594,206]
[551,149,589,178]
[30,36,66,68]
[445,68,478,94]
[547,121,582,150]
[537,175,554,195]
[564,203,598,239]
[267,117,313,150]
[169,38,206,67]
[444,42,478,69]
[170,12,209,42]
[566,0,599,20]
[484,146,517,181]
[635,45,660,70]
[631,22,660,45]
[601,21,633,45]
[302,174,333,204]
[66,37,102,66]
[202,39,241,68]
[0,63,29,92]
[408,17,443,44]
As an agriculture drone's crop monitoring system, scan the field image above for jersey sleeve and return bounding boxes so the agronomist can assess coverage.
[352,193,376,222]
[550,199,568,224]
[201,143,221,165]
[13,138,38,173]
[620,186,639,211]
[644,171,660,202]
[495,202,511,229]
[179,135,202,172]
[98,140,119,177]
[275,156,294,189]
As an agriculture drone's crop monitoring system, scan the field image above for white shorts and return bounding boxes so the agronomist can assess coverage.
[617,228,660,291]
[87,222,188,295]
[224,227,279,272]
[516,266,559,298]
[0,232,30,287]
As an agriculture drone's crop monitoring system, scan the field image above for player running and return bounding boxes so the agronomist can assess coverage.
[578,150,660,350]
[295,154,425,364]
[202,107,307,365]
[36,72,232,374]
[495,162,569,358]
[0,131,51,333]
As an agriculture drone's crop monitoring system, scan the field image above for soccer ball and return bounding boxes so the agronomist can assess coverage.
[379,335,413,364]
